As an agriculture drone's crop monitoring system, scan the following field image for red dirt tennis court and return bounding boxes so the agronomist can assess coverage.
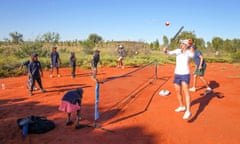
[0,63,240,144]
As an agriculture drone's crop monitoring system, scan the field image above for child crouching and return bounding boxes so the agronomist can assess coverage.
[59,88,83,129]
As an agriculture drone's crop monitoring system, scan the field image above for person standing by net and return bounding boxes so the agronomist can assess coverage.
[117,45,125,68]
[50,46,61,78]
[58,87,83,129]
[163,39,194,120]
[91,50,100,79]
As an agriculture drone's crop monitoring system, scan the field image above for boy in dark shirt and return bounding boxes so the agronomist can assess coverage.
[20,59,37,90]
[91,50,100,79]
[70,52,77,78]
[50,47,61,78]
[28,53,45,95]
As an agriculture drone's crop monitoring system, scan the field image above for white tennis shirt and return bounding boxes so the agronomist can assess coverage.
[166,49,193,75]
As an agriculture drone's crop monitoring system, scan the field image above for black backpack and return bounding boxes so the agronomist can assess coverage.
[17,115,55,134]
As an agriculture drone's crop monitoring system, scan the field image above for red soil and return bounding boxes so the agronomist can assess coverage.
[0,63,240,144]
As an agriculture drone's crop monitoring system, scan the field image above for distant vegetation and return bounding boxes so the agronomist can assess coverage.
[0,31,240,77]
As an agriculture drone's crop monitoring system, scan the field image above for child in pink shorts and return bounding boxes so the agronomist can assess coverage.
[59,88,83,129]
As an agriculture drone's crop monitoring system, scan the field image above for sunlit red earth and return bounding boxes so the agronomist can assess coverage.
[0,63,239,144]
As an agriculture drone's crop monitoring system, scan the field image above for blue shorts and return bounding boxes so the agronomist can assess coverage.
[51,63,59,68]
[173,74,190,85]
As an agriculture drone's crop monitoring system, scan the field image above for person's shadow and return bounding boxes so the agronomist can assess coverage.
[188,81,224,123]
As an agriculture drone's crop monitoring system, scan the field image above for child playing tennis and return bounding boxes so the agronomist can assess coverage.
[70,52,77,78]
[50,46,61,78]
[117,45,125,68]
[20,57,37,90]
[91,50,100,79]
[58,88,83,129]
[28,53,45,95]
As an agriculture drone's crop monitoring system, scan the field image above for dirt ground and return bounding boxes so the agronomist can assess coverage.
[0,63,240,144]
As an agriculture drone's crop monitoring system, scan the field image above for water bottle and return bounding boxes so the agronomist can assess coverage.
[1,83,5,90]
[22,123,29,136]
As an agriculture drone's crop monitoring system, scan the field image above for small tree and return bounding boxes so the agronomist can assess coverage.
[88,33,103,44]
[224,39,234,53]
[41,32,60,43]
[81,40,95,54]
[9,32,24,44]
[212,37,224,52]
[162,35,169,46]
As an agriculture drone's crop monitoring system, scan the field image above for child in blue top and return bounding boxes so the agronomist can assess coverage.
[91,50,100,79]
[70,52,77,78]
[50,47,61,78]
[59,88,83,129]
[28,53,45,95]
[20,58,37,90]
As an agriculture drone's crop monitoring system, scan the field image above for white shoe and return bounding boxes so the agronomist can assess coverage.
[50,74,53,78]
[189,87,196,92]
[205,87,212,94]
[58,74,61,78]
[206,87,212,91]
[33,87,37,91]
[183,111,192,119]
[175,106,186,112]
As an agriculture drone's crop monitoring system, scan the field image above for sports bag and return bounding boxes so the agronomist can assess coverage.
[17,115,55,134]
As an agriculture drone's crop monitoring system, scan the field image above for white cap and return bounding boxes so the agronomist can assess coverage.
[119,45,124,48]
[159,89,170,96]
[180,39,190,46]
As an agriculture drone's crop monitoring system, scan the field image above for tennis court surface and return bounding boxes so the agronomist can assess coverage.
[0,63,240,144]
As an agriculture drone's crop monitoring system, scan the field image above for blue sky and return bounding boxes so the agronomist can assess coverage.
[1,0,239,43]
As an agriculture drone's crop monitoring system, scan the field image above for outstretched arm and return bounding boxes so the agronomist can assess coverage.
[163,47,177,55]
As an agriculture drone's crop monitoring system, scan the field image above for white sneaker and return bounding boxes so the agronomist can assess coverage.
[205,87,212,94]
[206,87,212,91]
[183,111,192,119]
[33,87,38,91]
[189,87,196,92]
[175,106,186,112]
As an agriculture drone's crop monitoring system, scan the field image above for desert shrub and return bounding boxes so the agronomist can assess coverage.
[0,56,22,77]
[81,40,95,55]
[14,42,48,58]
[230,52,240,62]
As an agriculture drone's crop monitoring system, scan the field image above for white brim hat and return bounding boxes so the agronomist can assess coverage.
[180,39,189,46]
[159,89,170,96]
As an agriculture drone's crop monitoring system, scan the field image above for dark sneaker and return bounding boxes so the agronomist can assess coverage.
[75,124,86,129]
[40,89,46,93]
[66,121,73,126]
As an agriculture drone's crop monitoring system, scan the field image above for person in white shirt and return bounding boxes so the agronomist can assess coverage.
[163,39,193,120]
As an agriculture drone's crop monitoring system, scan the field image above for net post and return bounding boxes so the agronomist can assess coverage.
[154,59,158,79]
[94,81,100,122]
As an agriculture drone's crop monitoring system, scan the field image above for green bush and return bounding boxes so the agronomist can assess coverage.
[231,52,240,62]
[14,42,48,58]
[0,56,23,77]
[0,42,240,78]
